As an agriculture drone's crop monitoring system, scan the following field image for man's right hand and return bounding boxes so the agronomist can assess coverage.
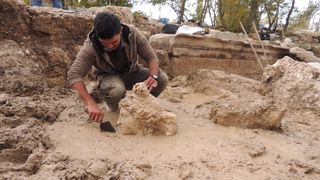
[86,102,104,123]
[71,81,104,123]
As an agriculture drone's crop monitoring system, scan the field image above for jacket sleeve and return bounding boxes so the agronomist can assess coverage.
[65,40,95,88]
[135,27,159,64]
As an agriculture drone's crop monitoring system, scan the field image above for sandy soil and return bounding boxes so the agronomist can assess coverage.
[1,41,320,180]
[33,84,320,179]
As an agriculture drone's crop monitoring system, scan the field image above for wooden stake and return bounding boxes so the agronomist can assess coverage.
[240,22,264,71]
[252,22,269,65]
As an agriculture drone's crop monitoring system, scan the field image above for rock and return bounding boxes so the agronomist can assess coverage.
[311,44,320,57]
[133,14,164,35]
[208,29,247,41]
[293,30,320,38]
[263,56,320,115]
[195,93,286,129]
[150,33,289,78]
[118,82,177,136]
[168,96,182,103]
[190,69,286,129]
[165,86,189,103]
[87,6,133,24]
[87,160,110,178]
[290,47,320,63]
[188,69,260,96]
[136,163,152,170]
[179,168,191,179]
[281,38,296,48]
[247,143,266,158]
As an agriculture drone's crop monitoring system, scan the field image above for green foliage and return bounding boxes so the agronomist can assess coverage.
[220,0,258,32]
[23,0,30,5]
[287,3,320,33]
[133,11,146,20]
[147,0,167,6]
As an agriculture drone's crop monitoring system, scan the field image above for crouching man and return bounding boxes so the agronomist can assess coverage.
[66,12,168,123]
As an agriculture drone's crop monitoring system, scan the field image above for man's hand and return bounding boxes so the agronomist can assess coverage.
[71,81,104,123]
[144,76,158,91]
[86,102,104,123]
[145,59,159,91]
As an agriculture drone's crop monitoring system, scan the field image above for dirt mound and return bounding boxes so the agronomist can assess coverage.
[0,40,46,96]
[0,115,51,178]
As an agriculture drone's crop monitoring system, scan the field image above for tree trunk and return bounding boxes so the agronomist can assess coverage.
[269,0,280,32]
[217,0,223,26]
[249,0,260,29]
[197,0,204,22]
[201,0,210,23]
[177,0,187,24]
[284,0,295,31]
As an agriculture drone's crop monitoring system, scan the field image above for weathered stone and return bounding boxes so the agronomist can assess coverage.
[290,47,320,63]
[208,29,247,41]
[133,14,164,35]
[263,56,320,115]
[281,38,296,48]
[198,94,286,129]
[87,6,133,24]
[188,69,260,96]
[163,86,189,103]
[118,83,177,136]
[290,31,320,57]
[311,44,320,57]
[150,33,289,79]
[191,69,285,130]
[294,30,320,38]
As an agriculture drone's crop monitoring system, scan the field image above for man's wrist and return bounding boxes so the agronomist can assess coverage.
[151,74,159,81]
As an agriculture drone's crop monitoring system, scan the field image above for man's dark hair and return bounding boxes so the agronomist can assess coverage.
[94,12,121,39]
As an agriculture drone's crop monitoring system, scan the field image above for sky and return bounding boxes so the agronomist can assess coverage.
[132,0,316,24]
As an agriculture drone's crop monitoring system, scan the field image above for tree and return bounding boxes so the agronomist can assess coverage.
[177,0,187,23]
[261,0,282,32]
[148,0,188,23]
[217,0,263,32]
[287,1,320,32]
[196,0,203,22]
[283,0,295,31]
[249,0,262,28]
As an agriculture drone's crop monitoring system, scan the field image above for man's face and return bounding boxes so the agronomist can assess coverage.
[99,32,121,52]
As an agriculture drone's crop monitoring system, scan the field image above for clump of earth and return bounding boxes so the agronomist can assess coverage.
[1,39,320,179]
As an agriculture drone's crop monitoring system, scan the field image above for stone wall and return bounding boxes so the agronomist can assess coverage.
[150,33,289,79]
[290,31,320,57]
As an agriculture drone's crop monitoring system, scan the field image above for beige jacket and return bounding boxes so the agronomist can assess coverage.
[66,24,158,88]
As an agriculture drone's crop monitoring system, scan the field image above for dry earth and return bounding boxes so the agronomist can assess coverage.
[1,1,320,179]
[1,39,320,179]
